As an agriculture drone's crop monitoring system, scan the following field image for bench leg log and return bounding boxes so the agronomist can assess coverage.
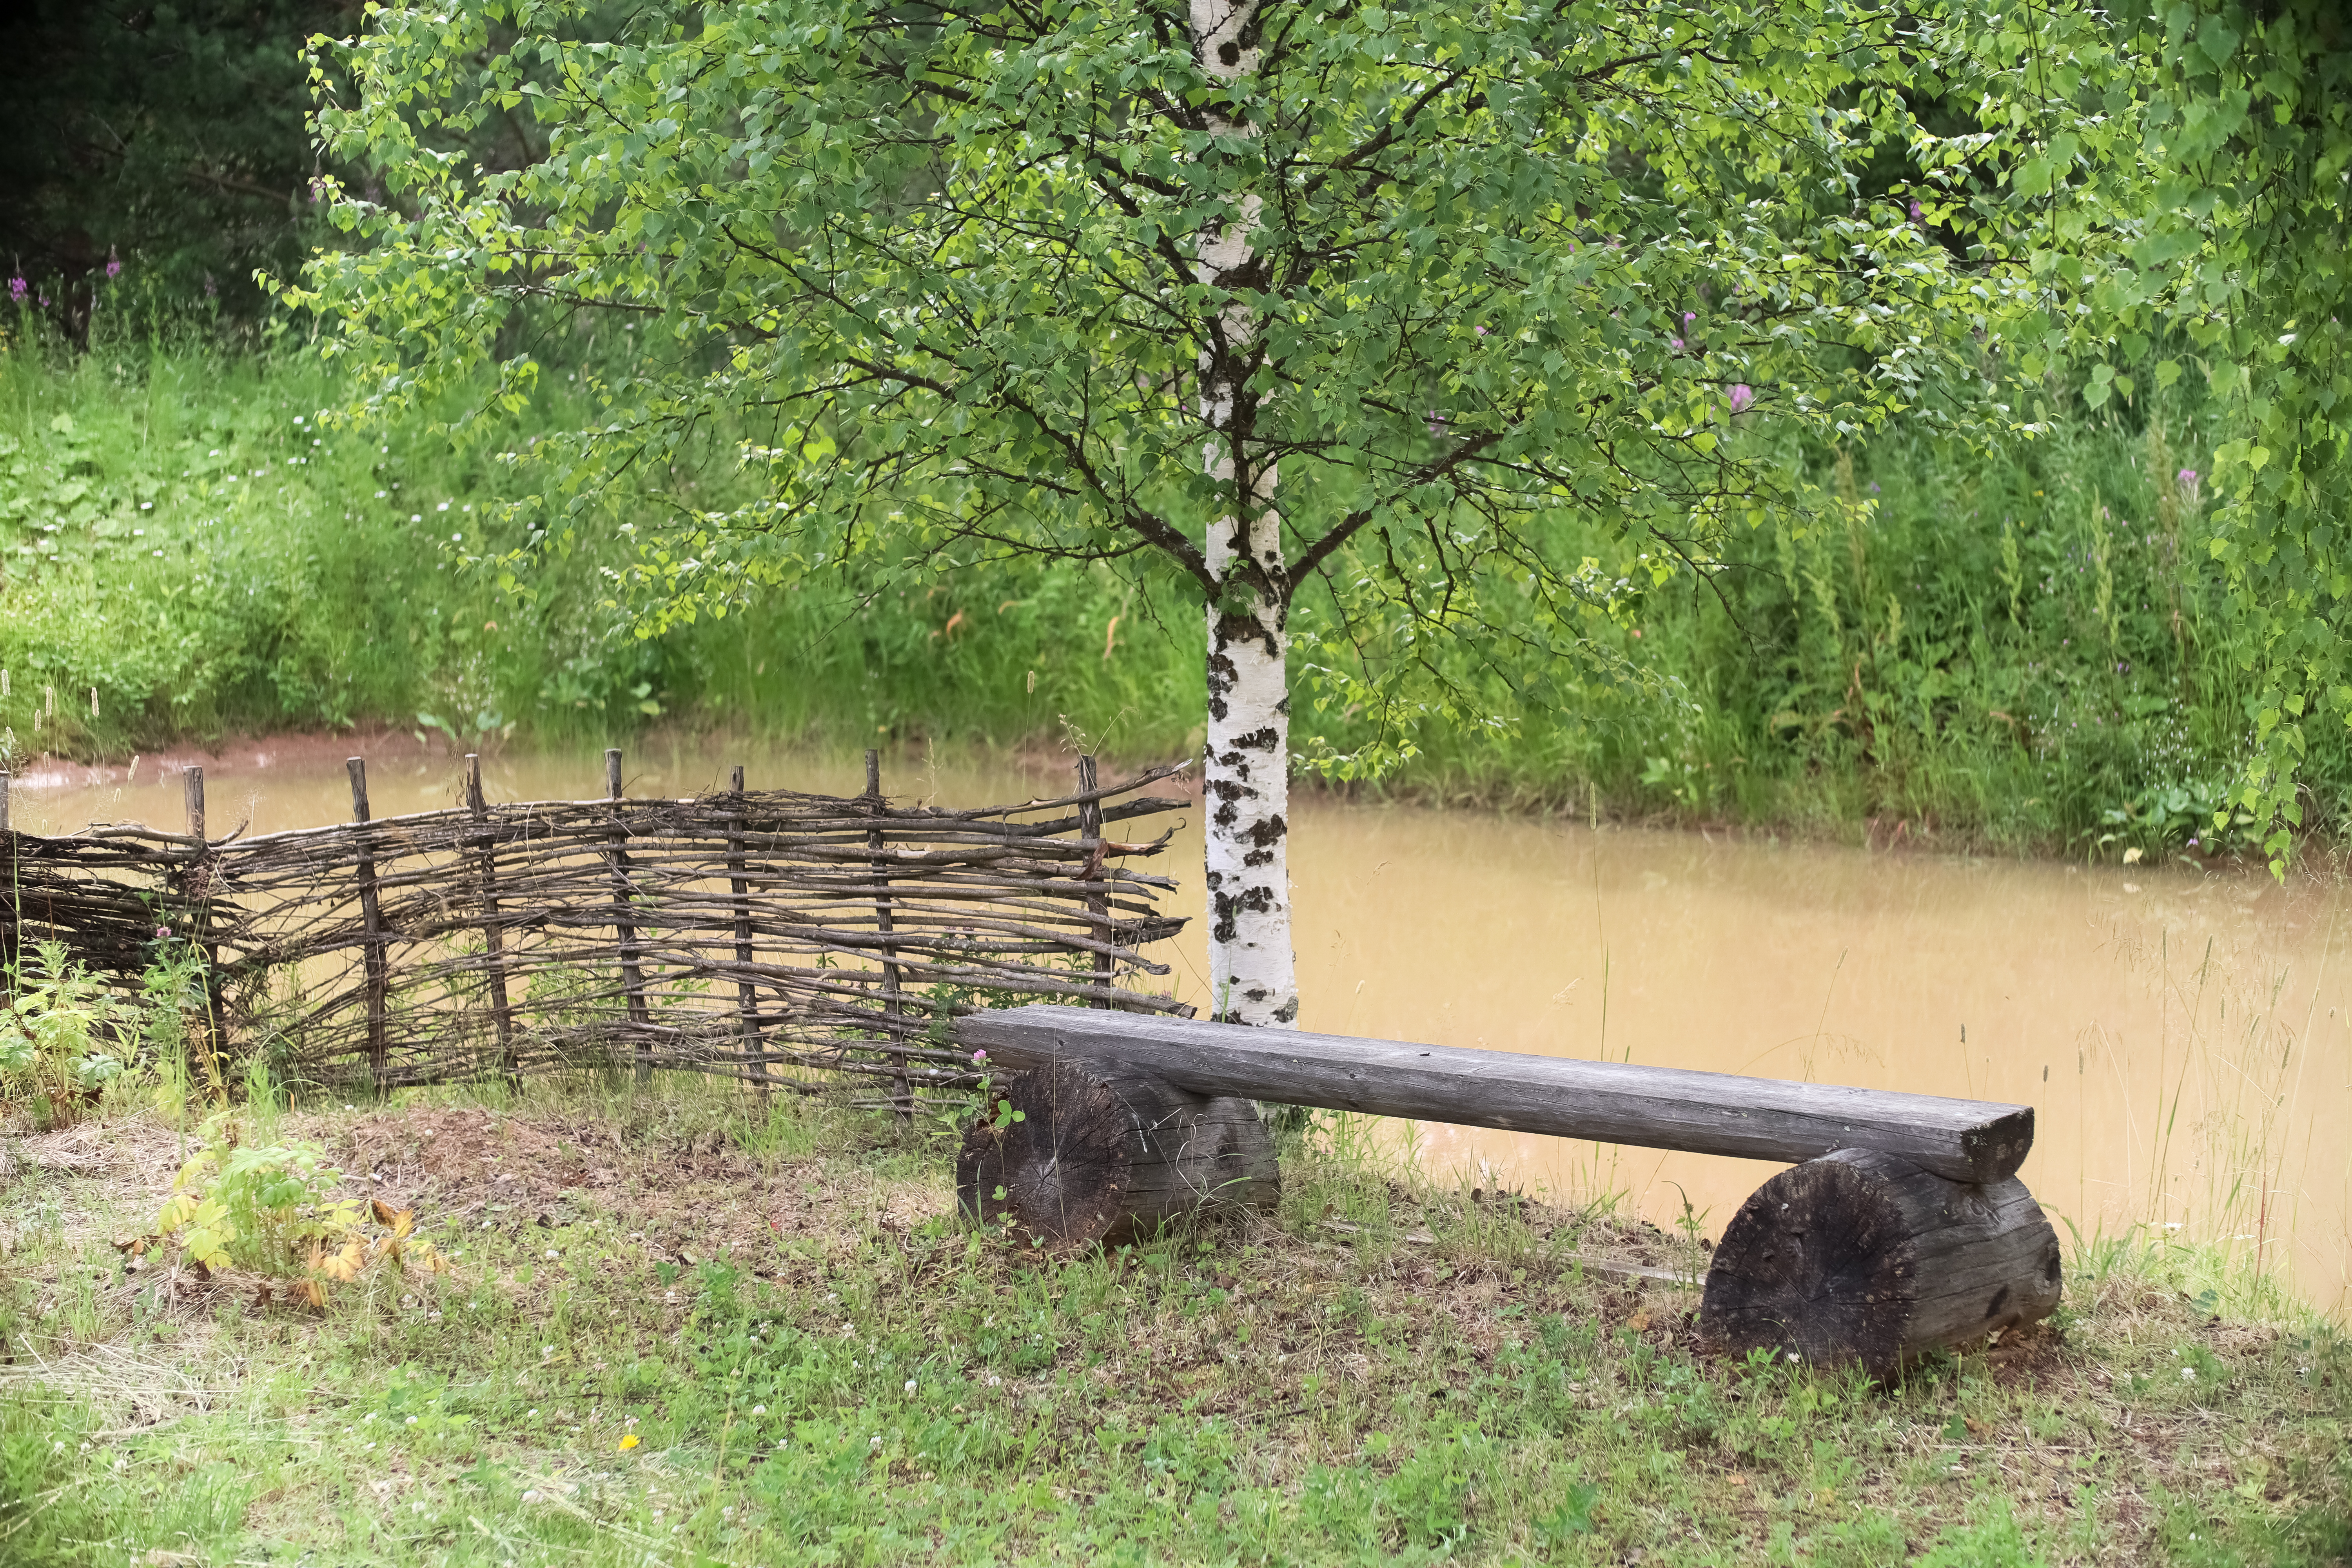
[956,1059,1279,1247]
[1701,1148,2062,1377]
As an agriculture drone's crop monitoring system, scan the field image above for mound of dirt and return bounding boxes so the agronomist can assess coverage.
[314,1106,931,1266]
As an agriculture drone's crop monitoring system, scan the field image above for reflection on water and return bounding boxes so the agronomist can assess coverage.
[16,734,2350,1312]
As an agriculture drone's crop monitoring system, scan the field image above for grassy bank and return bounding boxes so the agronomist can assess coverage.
[2,340,2340,862]
[2,1083,2347,1566]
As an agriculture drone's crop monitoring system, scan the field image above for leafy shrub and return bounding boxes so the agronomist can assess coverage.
[133,1111,448,1303]
[0,940,138,1118]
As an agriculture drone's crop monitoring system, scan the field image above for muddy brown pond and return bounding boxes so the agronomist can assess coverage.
[15,733,2349,1315]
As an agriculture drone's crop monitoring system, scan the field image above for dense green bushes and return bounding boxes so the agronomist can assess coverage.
[1,340,2333,860]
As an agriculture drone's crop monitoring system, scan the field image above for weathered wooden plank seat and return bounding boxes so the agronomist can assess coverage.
[956,1005,2061,1374]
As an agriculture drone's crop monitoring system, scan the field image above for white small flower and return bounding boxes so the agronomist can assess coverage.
[2181,1367,2197,1381]
[521,1490,541,1504]
[751,1405,766,1416]
[405,1415,419,1425]
[986,1375,1001,1388]
[869,1435,884,1450]
[905,1379,918,1396]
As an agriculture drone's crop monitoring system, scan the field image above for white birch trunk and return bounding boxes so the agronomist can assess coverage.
[1191,0,1297,1027]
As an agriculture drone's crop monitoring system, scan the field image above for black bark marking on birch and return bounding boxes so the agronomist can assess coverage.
[1231,728,1279,752]
[1212,608,1281,658]
[1210,882,1274,942]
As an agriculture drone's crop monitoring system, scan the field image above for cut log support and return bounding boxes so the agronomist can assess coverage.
[1701,1148,2063,1376]
[956,1058,1279,1247]
[958,1005,2034,1183]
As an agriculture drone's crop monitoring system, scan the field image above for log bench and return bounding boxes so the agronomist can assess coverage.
[956,1005,2061,1376]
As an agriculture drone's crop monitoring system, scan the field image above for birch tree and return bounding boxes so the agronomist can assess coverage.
[292,0,2099,1024]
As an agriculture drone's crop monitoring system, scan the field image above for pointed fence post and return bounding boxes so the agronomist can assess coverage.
[0,770,12,971]
[1076,755,1114,1007]
[182,766,231,1094]
[346,759,390,1096]
[728,764,769,1098]
[865,749,911,1118]
[606,748,653,1083]
[465,755,519,1088]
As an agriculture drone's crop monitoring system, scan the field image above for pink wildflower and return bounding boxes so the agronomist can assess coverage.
[1728,384,1755,414]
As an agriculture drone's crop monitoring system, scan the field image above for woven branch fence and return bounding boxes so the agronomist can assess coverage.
[0,750,1194,1104]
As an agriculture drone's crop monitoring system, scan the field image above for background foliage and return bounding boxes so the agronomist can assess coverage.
[6,330,2328,863]
[0,0,2343,866]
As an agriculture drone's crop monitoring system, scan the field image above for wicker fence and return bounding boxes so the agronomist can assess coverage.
[0,750,1193,1102]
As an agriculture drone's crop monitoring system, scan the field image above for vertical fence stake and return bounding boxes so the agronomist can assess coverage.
[0,770,11,971]
[606,748,653,1084]
[183,766,231,1094]
[346,759,390,1098]
[865,749,910,1118]
[184,765,206,846]
[1077,755,1115,1007]
[728,764,769,1099]
[466,755,519,1090]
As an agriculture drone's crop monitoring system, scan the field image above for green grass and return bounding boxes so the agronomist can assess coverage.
[3,1083,2348,1566]
[2,336,2342,862]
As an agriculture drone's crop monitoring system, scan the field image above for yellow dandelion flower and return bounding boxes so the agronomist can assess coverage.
[619,1434,640,1451]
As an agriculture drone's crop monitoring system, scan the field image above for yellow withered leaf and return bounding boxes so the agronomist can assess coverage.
[318,1237,367,1282]
[388,1208,416,1240]
[300,1279,327,1310]
[370,1199,398,1227]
